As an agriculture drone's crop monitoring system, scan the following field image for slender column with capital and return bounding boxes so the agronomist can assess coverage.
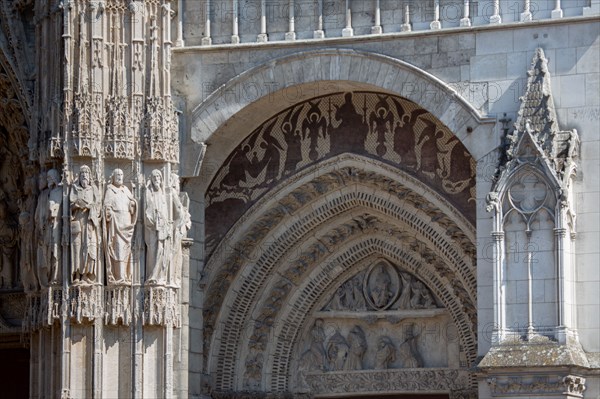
[342,0,353,37]
[314,0,325,38]
[520,0,532,22]
[372,0,382,34]
[460,0,471,26]
[551,0,563,18]
[201,0,212,45]
[231,0,239,44]
[401,4,411,32]
[490,0,501,24]
[430,0,441,29]
[175,0,184,46]
[257,0,268,42]
[285,0,296,40]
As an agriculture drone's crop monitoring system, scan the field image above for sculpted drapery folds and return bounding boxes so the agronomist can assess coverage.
[144,170,188,286]
[104,168,137,285]
[18,174,38,291]
[70,165,101,284]
[144,169,171,285]
[35,169,63,287]
[170,172,190,287]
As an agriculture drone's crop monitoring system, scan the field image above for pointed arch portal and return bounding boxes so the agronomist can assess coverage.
[193,50,496,398]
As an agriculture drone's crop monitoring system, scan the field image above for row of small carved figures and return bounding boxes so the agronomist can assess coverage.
[299,321,423,373]
[212,93,472,196]
[14,165,189,292]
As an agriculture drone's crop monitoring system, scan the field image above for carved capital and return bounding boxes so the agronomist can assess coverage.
[563,375,586,397]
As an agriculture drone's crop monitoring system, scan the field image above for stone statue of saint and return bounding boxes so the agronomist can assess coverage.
[344,325,367,371]
[375,336,396,369]
[0,191,17,288]
[144,169,171,285]
[70,165,101,284]
[326,331,349,371]
[18,174,38,292]
[398,324,423,368]
[170,172,190,287]
[299,318,327,372]
[104,168,137,284]
[34,169,63,287]
[370,264,392,308]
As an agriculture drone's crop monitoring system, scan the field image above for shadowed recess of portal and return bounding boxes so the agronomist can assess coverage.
[205,91,476,256]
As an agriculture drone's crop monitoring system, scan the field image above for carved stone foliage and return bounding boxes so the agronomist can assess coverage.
[486,374,586,397]
[323,261,439,312]
[304,368,470,396]
[205,91,476,254]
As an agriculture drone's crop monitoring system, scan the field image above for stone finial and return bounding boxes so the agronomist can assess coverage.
[495,48,579,180]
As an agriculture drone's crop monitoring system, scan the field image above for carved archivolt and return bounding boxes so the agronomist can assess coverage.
[203,156,476,393]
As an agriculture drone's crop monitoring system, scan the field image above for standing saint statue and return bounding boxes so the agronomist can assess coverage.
[70,165,101,284]
[144,169,171,285]
[35,169,63,286]
[104,168,137,284]
[169,172,190,287]
[18,174,39,291]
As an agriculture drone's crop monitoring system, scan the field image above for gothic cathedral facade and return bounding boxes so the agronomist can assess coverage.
[0,1,598,398]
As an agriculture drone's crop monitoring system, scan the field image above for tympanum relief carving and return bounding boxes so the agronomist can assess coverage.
[294,260,460,389]
[322,260,440,312]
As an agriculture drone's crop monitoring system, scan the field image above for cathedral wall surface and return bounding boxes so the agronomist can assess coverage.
[171,12,599,397]
[174,16,600,347]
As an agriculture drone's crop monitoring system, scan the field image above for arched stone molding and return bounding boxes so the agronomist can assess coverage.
[0,2,33,123]
[202,155,477,393]
[184,49,496,180]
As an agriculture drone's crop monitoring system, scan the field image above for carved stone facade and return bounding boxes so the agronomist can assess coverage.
[0,1,598,399]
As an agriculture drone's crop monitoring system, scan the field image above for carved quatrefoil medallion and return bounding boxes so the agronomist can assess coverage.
[508,171,548,214]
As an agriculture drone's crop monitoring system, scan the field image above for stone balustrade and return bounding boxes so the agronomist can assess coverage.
[180,0,600,47]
